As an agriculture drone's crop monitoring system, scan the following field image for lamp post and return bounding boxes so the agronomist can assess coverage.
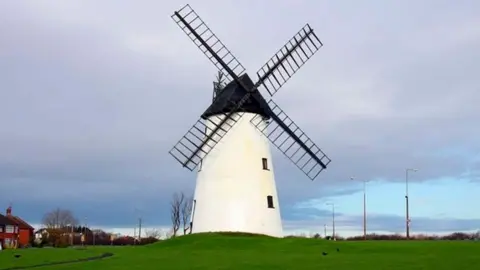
[405,168,418,239]
[351,176,367,240]
[326,202,335,240]
[67,223,74,246]
[83,216,87,247]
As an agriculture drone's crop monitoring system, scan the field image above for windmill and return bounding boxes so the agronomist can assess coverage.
[169,4,331,237]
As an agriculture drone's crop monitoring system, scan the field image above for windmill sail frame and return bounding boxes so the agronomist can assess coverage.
[250,100,331,180]
[169,4,331,179]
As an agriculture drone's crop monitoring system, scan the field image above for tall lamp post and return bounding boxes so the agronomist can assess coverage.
[351,176,368,240]
[405,168,418,239]
[83,216,88,247]
[326,202,335,240]
[67,223,74,246]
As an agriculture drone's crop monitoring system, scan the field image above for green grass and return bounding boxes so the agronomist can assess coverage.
[1,233,479,270]
[0,247,104,269]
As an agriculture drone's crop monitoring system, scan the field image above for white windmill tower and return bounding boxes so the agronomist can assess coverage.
[169,4,331,237]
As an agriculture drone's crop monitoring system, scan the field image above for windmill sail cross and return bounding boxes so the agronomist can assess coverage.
[169,4,330,180]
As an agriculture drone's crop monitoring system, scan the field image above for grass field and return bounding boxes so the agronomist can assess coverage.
[1,233,479,270]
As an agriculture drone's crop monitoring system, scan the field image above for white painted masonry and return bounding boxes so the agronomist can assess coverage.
[191,112,283,237]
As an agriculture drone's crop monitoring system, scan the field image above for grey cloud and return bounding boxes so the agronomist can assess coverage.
[1,0,479,227]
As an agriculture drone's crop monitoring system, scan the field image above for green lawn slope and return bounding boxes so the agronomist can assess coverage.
[1,233,479,270]
[0,247,104,269]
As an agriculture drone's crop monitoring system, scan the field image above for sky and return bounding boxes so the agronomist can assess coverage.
[1,0,479,237]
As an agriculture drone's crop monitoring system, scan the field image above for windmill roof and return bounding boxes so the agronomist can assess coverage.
[201,74,272,119]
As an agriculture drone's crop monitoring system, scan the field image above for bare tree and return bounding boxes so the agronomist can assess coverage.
[181,195,194,235]
[42,208,78,229]
[212,70,226,101]
[165,229,174,239]
[144,229,162,239]
[170,192,184,237]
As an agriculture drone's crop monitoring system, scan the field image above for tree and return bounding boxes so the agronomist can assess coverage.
[170,192,194,237]
[181,195,194,235]
[212,70,226,101]
[42,208,78,229]
[170,192,183,237]
[144,229,162,239]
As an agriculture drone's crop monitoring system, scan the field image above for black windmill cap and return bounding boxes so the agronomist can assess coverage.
[201,74,272,119]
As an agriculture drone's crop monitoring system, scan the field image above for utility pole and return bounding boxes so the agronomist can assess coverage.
[332,204,335,241]
[138,217,142,244]
[405,168,418,239]
[324,224,327,238]
[84,216,87,247]
[326,202,335,240]
[133,227,136,245]
[351,176,368,240]
[69,223,74,246]
[133,207,142,245]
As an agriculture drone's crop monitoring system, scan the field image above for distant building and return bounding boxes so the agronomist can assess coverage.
[34,226,88,241]
[0,206,34,248]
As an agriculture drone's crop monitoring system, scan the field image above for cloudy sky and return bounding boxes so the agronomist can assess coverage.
[1,0,479,237]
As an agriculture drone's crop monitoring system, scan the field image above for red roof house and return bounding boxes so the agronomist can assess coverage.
[0,206,34,248]
[0,212,19,249]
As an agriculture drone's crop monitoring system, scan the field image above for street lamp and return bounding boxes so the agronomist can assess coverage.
[405,168,418,239]
[83,216,87,246]
[351,176,368,240]
[67,223,74,246]
[326,202,335,240]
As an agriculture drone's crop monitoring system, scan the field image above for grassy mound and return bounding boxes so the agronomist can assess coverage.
[1,233,479,269]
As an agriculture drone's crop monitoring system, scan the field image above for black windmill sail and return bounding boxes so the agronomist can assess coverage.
[169,4,331,180]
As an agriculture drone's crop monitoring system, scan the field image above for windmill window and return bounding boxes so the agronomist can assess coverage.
[262,158,269,170]
[267,195,274,208]
[198,160,202,172]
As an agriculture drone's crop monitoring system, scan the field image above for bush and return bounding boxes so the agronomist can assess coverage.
[141,237,159,244]
[441,232,474,240]
[53,235,70,248]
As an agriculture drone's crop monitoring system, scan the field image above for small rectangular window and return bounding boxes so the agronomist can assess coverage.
[198,160,202,172]
[262,158,269,170]
[5,225,14,233]
[267,195,274,208]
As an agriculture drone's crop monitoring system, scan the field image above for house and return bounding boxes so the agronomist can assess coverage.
[0,206,34,248]
[6,207,35,246]
[35,226,89,240]
[0,213,19,249]
[34,228,49,240]
[35,226,92,246]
